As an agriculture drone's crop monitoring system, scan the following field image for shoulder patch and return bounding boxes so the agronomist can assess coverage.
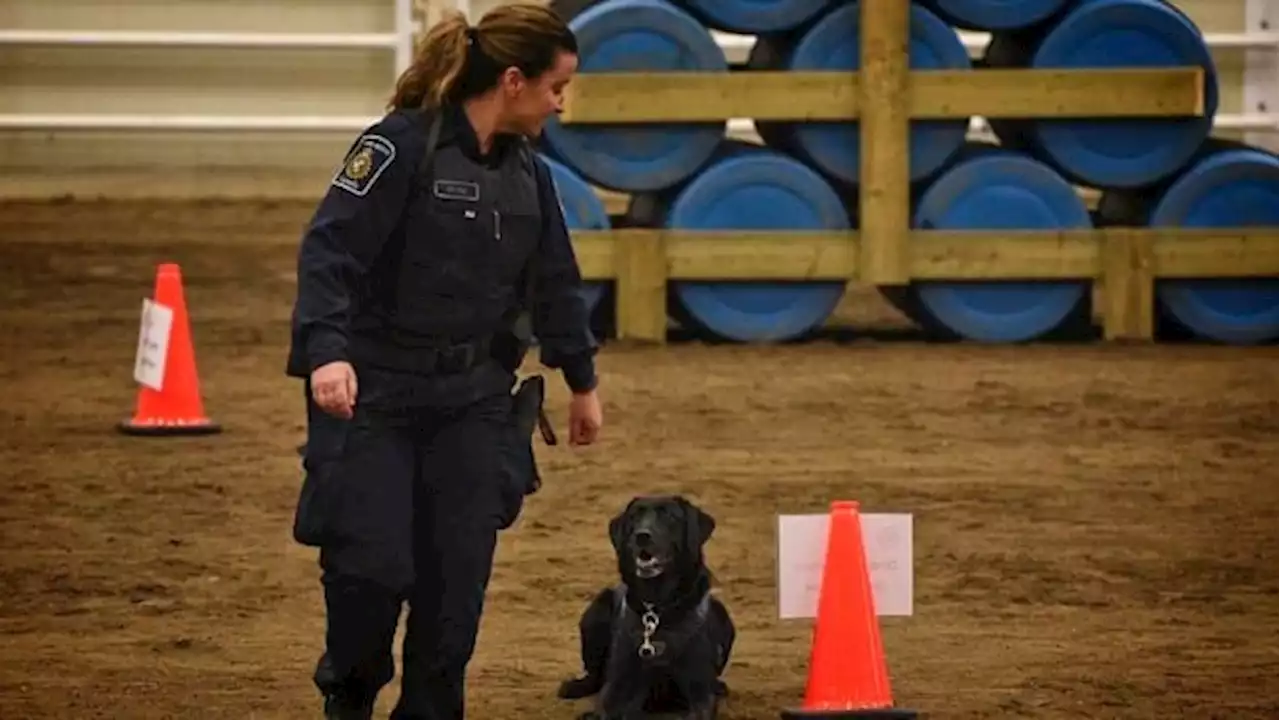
[331,134,397,197]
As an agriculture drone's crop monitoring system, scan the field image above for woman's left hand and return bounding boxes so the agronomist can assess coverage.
[568,388,603,446]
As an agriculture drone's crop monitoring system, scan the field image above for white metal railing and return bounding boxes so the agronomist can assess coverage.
[0,2,1273,136]
[0,0,418,132]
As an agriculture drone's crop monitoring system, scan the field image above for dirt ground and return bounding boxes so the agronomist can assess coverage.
[0,198,1276,719]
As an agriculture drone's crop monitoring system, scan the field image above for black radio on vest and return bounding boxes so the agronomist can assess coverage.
[285,94,598,718]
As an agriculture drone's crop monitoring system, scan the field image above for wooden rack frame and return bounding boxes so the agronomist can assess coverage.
[558,0,1277,343]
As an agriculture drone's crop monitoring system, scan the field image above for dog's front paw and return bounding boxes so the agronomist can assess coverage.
[557,675,601,700]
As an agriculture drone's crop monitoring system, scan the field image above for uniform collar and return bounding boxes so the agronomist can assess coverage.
[441,103,520,168]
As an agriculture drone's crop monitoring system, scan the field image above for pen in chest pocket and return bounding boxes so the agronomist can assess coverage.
[493,209,502,241]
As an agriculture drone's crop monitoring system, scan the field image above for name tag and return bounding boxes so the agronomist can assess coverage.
[433,179,480,203]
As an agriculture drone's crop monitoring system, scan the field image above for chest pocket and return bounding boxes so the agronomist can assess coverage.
[401,148,541,299]
[494,165,542,284]
[407,169,499,294]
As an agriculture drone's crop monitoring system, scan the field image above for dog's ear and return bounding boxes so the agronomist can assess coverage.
[677,496,716,551]
[608,501,634,553]
[695,505,716,546]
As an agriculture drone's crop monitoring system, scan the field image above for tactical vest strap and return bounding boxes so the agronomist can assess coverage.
[417,109,444,184]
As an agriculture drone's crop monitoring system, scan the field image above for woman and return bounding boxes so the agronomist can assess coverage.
[284,4,603,718]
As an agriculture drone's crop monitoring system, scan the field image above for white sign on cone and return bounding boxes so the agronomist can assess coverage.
[132,298,174,391]
[776,512,914,619]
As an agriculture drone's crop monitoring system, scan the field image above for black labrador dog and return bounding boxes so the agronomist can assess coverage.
[558,495,736,719]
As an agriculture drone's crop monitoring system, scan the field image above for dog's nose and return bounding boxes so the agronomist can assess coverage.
[634,530,653,547]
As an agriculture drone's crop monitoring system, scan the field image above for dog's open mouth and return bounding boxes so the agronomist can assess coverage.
[634,550,664,579]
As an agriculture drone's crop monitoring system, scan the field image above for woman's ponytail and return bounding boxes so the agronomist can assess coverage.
[388,11,470,110]
[388,3,577,111]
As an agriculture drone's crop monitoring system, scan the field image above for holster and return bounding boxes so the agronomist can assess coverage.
[496,374,553,530]
[494,306,557,448]
[490,328,529,377]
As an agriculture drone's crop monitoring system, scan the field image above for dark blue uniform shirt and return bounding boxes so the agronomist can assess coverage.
[288,105,599,395]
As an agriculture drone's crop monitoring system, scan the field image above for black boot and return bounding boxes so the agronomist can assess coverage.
[314,652,379,720]
[322,692,373,720]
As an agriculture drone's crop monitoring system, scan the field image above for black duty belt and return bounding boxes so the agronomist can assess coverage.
[352,334,492,376]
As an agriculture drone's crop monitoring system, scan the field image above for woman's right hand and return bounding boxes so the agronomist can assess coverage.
[311,361,358,419]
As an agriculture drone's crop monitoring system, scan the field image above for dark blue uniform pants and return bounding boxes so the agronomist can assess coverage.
[296,377,528,720]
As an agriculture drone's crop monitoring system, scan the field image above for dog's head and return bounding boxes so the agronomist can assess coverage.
[608,495,716,584]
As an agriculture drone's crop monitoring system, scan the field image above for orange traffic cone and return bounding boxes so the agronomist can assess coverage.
[781,501,916,719]
[118,262,221,436]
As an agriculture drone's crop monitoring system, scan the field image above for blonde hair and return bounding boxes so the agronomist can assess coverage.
[389,3,577,110]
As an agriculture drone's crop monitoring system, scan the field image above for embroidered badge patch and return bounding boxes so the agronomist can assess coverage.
[332,134,397,197]
[433,179,481,203]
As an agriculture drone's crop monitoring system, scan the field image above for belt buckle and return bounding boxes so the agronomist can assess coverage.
[441,343,474,373]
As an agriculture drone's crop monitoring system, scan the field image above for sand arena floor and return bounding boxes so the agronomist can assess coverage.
[0,198,1276,719]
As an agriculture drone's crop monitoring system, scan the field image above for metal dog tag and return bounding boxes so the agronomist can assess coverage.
[638,639,666,658]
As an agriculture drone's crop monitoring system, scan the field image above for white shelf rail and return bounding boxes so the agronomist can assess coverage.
[0,114,384,131]
[0,2,1273,135]
[0,0,418,132]
[0,29,401,49]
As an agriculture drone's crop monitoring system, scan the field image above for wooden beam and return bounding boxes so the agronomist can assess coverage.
[614,229,667,343]
[568,228,1277,282]
[560,71,858,123]
[571,229,856,280]
[910,68,1205,119]
[666,230,856,279]
[571,231,618,280]
[859,0,911,286]
[557,68,1206,123]
[1152,228,1280,277]
[908,230,1099,279]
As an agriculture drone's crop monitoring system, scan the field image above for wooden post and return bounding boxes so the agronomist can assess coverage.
[1091,280,1106,326]
[1101,230,1156,341]
[858,0,911,286]
[615,230,668,343]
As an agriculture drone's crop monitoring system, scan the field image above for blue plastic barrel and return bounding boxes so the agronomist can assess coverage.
[908,146,1093,342]
[984,0,1219,189]
[538,0,727,194]
[1114,146,1277,344]
[540,153,612,314]
[919,0,1070,30]
[751,2,971,187]
[549,0,602,22]
[678,0,837,34]
[639,144,851,342]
